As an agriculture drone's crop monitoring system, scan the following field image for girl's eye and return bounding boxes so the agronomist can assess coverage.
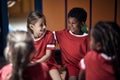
[40,24,43,27]
[40,24,45,27]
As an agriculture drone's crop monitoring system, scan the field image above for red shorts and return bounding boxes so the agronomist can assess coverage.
[66,64,80,76]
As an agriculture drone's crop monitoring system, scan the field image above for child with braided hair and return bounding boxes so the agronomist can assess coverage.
[0,31,51,80]
[79,21,120,80]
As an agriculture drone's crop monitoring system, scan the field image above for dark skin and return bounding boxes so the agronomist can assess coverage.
[68,17,83,35]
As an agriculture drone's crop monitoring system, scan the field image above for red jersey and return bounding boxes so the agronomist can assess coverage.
[0,64,12,80]
[80,50,115,80]
[31,30,58,69]
[55,30,90,68]
[0,63,52,80]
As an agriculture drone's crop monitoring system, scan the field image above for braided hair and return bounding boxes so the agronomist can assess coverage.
[91,21,120,80]
[5,31,34,80]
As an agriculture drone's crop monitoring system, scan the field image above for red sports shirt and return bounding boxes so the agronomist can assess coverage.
[0,63,51,80]
[31,30,58,69]
[80,50,115,80]
[55,29,90,68]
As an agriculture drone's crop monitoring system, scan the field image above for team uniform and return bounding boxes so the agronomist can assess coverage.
[0,64,12,80]
[0,63,52,80]
[31,30,58,69]
[55,29,90,76]
[79,50,115,80]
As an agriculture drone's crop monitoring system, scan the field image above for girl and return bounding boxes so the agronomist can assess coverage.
[0,31,51,80]
[79,21,120,80]
[54,7,90,80]
[27,11,62,80]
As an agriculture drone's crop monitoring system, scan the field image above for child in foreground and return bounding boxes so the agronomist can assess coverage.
[79,21,120,80]
[0,31,51,80]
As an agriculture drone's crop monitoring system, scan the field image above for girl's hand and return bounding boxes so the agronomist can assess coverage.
[28,61,38,66]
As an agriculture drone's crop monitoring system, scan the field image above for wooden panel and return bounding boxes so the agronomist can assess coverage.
[42,0,65,31]
[92,0,114,26]
[8,1,22,17]
[8,0,34,17]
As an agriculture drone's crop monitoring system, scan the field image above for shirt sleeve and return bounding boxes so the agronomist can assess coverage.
[46,32,56,50]
[79,58,86,70]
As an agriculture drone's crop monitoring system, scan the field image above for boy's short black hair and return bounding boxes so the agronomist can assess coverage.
[68,7,87,23]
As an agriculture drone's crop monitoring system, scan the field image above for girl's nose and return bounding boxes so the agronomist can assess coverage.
[43,25,46,29]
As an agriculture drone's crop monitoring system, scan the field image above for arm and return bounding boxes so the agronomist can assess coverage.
[36,49,52,63]
[78,70,85,80]
[79,58,86,80]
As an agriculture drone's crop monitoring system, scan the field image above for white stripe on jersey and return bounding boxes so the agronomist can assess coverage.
[80,59,86,70]
[101,53,114,60]
[47,44,55,48]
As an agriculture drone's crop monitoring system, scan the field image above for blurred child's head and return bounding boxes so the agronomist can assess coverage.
[67,7,87,34]
[4,31,34,80]
[5,30,34,64]
[27,11,46,39]
[90,21,120,56]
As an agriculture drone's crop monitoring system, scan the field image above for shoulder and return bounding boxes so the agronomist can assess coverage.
[80,50,98,70]
[85,50,98,59]
[44,30,55,39]
[85,51,111,63]
[55,29,68,34]
[81,33,90,40]
[46,30,53,35]
[1,64,12,72]
[0,64,12,80]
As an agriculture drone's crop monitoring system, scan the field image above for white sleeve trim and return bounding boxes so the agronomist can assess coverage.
[101,53,114,60]
[47,44,55,48]
[80,59,86,70]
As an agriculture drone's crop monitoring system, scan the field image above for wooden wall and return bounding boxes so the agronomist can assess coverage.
[43,0,65,31]
[8,0,120,31]
[92,0,115,26]
[8,0,34,17]
[43,0,120,31]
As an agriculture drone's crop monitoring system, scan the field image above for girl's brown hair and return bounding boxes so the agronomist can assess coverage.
[27,11,46,34]
[91,21,120,80]
[6,31,34,80]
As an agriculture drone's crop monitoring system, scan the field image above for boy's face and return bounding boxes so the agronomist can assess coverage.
[68,17,82,35]
[30,18,46,39]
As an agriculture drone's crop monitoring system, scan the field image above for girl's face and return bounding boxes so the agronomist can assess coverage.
[90,35,102,51]
[68,17,82,35]
[30,18,46,39]
[90,35,96,50]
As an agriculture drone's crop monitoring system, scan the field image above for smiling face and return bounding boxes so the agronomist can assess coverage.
[29,18,46,39]
[68,17,82,35]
